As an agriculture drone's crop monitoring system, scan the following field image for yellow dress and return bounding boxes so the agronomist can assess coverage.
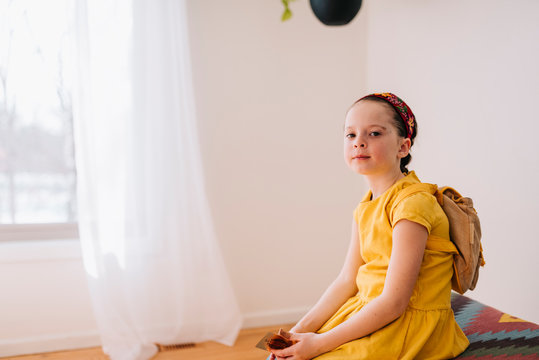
[314,171,469,359]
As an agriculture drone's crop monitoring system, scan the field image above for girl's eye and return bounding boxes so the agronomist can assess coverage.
[345,133,355,138]
[369,131,381,137]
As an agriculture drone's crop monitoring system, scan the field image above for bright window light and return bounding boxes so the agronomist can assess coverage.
[0,0,77,225]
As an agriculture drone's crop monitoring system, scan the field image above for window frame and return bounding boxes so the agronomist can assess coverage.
[0,223,79,242]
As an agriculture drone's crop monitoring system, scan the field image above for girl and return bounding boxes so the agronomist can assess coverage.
[269,93,469,360]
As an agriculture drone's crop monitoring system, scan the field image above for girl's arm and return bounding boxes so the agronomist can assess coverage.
[291,219,365,334]
[273,219,428,359]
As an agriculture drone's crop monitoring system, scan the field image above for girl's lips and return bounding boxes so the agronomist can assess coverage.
[354,155,370,159]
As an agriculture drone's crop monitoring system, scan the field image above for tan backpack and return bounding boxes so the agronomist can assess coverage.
[393,184,485,294]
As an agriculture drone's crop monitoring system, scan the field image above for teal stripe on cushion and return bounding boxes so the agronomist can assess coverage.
[467,328,539,342]
[454,299,485,331]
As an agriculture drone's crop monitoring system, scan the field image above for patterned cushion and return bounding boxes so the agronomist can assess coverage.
[451,293,539,359]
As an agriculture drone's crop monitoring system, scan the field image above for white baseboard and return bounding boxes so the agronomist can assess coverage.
[0,331,101,357]
[242,306,311,329]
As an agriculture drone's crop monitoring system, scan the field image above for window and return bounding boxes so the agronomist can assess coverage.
[0,1,78,240]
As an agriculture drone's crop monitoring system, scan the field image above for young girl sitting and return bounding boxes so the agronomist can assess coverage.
[269,93,469,360]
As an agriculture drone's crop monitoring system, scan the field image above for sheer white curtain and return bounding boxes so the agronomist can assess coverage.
[72,1,242,359]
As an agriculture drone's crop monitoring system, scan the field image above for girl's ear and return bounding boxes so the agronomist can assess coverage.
[398,138,411,158]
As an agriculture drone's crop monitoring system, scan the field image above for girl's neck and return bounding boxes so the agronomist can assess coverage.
[365,169,406,200]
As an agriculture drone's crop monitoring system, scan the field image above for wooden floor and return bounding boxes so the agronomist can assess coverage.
[1,324,292,360]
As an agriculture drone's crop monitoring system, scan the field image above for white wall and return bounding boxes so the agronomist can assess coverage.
[0,241,99,356]
[186,0,367,324]
[364,0,539,322]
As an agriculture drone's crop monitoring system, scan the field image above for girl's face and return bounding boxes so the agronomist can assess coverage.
[344,100,410,176]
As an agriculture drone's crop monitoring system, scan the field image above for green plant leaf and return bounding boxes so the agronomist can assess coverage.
[281,0,294,22]
[281,8,292,21]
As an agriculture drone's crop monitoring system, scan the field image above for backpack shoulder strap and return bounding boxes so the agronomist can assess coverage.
[392,183,438,211]
[390,183,438,224]
[437,186,470,206]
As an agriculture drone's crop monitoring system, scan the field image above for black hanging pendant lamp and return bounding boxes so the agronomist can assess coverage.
[309,0,363,26]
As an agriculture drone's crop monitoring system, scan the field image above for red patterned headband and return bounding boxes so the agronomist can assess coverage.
[357,92,416,139]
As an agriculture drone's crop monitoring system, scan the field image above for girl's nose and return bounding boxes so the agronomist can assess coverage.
[354,141,366,148]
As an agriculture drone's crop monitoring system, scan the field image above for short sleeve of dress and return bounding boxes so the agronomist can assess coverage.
[391,191,441,234]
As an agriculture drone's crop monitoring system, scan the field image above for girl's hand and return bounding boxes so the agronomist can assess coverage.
[270,332,326,360]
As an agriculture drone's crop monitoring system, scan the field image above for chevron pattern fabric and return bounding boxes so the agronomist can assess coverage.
[451,293,539,359]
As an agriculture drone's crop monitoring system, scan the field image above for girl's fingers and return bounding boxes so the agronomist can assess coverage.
[272,344,296,358]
